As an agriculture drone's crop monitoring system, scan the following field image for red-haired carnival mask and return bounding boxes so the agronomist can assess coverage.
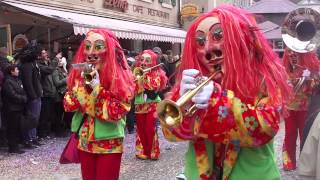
[287,49,300,69]
[140,53,153,69]
[84,32,107,66]
[195,16,224,82]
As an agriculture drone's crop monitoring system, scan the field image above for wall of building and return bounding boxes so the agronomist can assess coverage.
[12,0,180,28]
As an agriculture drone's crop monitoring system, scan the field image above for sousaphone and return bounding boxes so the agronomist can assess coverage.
[282,8,320,53]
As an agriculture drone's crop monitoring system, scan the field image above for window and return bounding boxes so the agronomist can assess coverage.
[161,0,173,9]
[162,0,171,4]
[276,41,284,50]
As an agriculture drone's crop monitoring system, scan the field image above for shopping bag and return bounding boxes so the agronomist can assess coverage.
[59,133,80,164]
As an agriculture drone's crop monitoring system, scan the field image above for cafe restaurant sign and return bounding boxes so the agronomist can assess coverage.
[103,0,129,12]
[180,3,199,18]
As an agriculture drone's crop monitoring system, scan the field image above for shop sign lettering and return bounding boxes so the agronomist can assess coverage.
[103,0,129,12]
[133,5,169,19]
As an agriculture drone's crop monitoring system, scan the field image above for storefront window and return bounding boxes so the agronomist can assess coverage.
[160,0,174,8]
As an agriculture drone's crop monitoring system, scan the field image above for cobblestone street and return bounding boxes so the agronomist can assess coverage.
[0,121,299,180]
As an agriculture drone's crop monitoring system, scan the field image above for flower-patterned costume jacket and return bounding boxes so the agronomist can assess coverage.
[134,70,167,159]
[64,82,131,154]
[161,85,281,180]
[286,73,316,111]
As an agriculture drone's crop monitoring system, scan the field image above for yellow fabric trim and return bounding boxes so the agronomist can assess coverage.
[230,92,253,146]
[255,97,275,136]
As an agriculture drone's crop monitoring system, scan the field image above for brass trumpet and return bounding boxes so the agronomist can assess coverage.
[71,62,96,85]
[157,72,218,128]
[83,70,96,85]
[133,63,164,80]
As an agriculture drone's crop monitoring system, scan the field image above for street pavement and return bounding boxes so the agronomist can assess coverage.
[0,121,299,180]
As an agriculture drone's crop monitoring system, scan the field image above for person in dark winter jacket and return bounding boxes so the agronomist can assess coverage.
[52,55,67,136]
[38,49,57,138]
[19,44,42,147]
[2,65,27,154]
[0,47,9,147]
[0,65,5,145]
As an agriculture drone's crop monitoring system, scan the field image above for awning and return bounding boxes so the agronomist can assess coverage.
[2,1,186,43]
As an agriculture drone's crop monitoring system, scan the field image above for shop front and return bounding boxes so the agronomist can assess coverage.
[0,0,185,58]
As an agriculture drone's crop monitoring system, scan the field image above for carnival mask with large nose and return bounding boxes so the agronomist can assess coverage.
[140,53,153,69]
[195,16,224,79]
[84,32,107,65]
[288,49,300,68]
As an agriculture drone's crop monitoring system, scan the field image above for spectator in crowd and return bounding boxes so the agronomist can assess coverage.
[301,47,320,148]
[0,48,6,147]
[164,50,177,87]
[123,49,135,134]
[52,54,67,137]
[0,47,11,74]
[19,44,42,148]
[2,64,27,154]
[67,46,73,68]
[152,47,168,99]
[38,49,57,139]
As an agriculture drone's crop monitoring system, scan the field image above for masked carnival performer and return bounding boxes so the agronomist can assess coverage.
[282,48,320,171]
[134,50,168,160]
[63,29,135,180]
[159,6,291,180]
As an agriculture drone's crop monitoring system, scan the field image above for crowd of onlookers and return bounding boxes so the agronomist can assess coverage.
[0,44,180,154]
[0,44,71,154]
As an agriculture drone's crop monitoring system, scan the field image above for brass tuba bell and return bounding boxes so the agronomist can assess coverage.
[157,72,218,128]
[282,8,320,53]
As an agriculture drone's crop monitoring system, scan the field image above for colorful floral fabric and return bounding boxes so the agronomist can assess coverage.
[161,86,280,180]
[282,150,295,170]
[63,83,130,154]
[135,131,160,160]
[286,75,314,111]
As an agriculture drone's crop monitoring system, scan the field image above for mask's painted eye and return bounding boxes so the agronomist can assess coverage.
[85,44,91,51]
[145,57,151,63]
[95,44,105,51]
[212,28,223,41]
[196,35,206,46]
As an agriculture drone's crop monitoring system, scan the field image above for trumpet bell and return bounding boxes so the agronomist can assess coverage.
[157,99,182,128]
[84,73,93,85]
[133,67,144,80]
[282,8,320,53]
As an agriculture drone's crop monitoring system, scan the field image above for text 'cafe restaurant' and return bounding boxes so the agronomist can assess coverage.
[0,0,186,56]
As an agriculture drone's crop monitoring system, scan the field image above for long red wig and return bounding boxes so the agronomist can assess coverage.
[175,5,291,105]
[283,48,320,78]
[67,29,135,101]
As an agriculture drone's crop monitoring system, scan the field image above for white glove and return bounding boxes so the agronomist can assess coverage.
[302,69,311,77]
[191,77,214,109]
[90,70,100,89]
[179,69,199,96]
